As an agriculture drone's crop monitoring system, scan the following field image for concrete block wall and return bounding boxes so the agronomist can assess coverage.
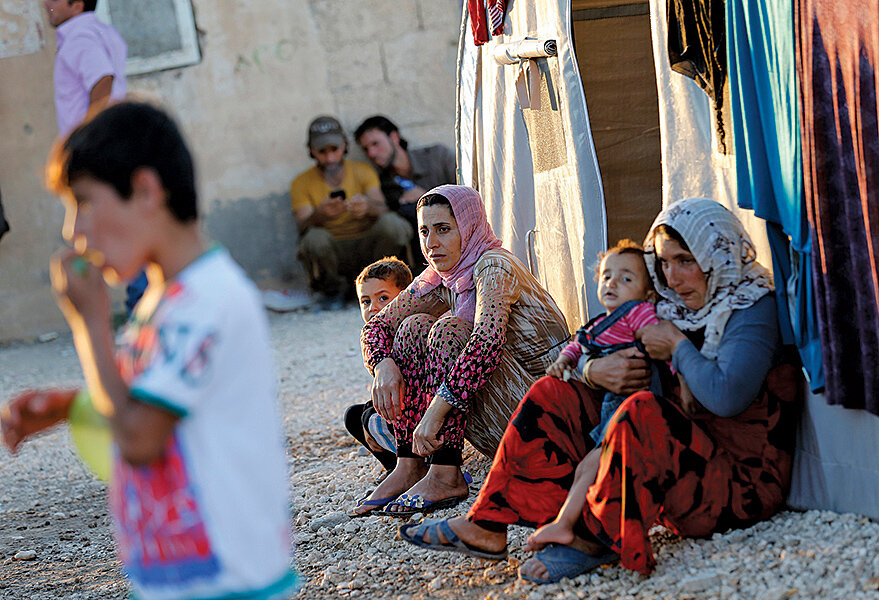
[0,0,462,343]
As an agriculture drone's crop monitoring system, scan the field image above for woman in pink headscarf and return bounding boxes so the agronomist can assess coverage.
[351,185,569,517]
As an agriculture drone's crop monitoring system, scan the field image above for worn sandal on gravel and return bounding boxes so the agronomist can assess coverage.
[375,472,473,518]
[518,543,617,584]
[398,519,508,561]
[377,494,468,518]
[346,494,399,518]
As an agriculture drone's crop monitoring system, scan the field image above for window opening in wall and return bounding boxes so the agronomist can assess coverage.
[96,0,200,75]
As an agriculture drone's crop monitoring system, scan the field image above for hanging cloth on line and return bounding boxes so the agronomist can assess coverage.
[666,0,729,153]
[469,0,506,46]
[725,0,824,391]
[797,0,879,415]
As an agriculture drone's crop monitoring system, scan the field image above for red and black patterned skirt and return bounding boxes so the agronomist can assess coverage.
[468,365,800,574]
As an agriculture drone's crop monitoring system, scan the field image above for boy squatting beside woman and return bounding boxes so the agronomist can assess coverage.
[344,257,413,476]
[0,102,298,600]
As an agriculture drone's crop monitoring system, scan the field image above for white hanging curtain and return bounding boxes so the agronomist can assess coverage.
[456,0,607,327]
[647,0,770,259]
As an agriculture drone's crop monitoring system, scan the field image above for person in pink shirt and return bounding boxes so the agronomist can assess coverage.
[45,0,127,136]
[46,0,136,306]
[547,239,670,444]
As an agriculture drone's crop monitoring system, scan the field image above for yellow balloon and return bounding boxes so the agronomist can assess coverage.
[69,389,112,481]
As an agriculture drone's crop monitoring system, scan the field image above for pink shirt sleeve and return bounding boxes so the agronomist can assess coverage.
[63,30,116,92]
[559,341,582,362]
[622,301,660,332]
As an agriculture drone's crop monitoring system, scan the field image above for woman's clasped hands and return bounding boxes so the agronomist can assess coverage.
[412,405,445,456]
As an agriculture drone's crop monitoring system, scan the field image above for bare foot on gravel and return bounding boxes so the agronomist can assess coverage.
[383,464,469,513]
[525,519,575,552]
[350,457,428,515]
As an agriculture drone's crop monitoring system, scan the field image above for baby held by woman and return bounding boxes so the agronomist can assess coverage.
[535,239,688,550]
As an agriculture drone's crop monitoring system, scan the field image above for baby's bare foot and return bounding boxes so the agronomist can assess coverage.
[525,521,576,552]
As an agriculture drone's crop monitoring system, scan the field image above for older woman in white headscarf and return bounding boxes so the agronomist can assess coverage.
[400,198,802,584]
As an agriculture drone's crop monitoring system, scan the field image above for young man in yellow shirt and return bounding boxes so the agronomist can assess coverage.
[290,116,411,309]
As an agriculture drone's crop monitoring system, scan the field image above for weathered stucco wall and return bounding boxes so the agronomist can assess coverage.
[0,0,462,343]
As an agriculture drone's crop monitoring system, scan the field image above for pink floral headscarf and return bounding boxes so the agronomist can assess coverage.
[410,185,503,321]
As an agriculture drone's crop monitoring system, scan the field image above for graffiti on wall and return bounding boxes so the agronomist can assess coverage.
[234,39,294,73]
[0,3,45,59]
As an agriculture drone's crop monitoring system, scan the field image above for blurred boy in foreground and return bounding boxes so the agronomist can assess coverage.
[1,102,297,600]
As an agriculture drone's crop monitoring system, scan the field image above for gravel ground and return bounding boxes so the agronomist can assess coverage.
[2,306,878,599]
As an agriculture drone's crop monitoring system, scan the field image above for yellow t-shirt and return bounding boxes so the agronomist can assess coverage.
[289,160,381,240]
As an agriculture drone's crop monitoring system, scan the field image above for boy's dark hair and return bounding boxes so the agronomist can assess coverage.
[354,115,409,150]
[415,192,451,212]
[74,0,98,12]
[47,102,198,223]
[355,256,413,290]
[650,224,691,288]
[596,239,657,300]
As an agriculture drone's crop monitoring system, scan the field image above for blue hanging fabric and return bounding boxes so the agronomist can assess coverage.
[725,0,824,390]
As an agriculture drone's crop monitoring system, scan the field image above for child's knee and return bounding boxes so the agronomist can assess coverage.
[344,403,366,438]
[574,456,594,478]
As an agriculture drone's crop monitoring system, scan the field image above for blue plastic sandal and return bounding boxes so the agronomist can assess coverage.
[347,494,399,518]
[399,518,508,560]
[519,543,617,584]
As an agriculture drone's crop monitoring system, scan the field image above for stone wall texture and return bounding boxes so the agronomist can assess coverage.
[0,0,462,342]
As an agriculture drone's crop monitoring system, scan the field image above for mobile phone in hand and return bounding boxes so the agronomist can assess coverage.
[329,190,347,201]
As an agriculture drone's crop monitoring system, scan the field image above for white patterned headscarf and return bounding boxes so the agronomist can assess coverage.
[643,198,774,359]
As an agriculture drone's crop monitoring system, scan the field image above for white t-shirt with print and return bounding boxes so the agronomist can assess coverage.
[113,248,296,600]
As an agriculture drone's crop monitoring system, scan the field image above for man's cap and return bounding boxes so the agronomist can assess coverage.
[308,116,347,150]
